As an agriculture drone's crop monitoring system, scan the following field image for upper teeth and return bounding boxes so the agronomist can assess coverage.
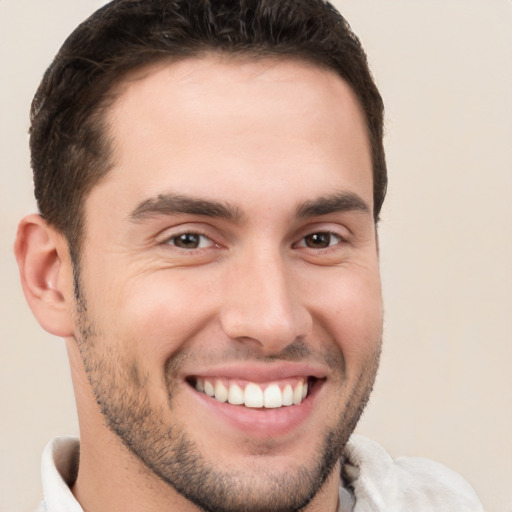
[195,378,309,408]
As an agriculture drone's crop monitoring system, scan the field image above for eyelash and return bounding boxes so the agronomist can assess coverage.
[162,229,346,252]
[294,231,345,250]
[163,232,215,250]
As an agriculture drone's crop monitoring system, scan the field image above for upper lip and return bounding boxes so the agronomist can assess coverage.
[182,362,327,383]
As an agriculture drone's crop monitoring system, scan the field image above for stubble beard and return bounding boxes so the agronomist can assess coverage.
[73,279,381,512]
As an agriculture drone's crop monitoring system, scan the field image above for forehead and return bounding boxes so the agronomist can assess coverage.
[110,56,369,147]
[92,56,372,217]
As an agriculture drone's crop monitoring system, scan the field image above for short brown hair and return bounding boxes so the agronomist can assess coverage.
[30,0,386,260]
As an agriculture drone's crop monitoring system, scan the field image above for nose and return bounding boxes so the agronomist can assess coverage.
[219,248,312,353]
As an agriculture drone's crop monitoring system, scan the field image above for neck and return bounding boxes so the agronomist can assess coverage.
[73,441,341,512]
[72,433,202,512]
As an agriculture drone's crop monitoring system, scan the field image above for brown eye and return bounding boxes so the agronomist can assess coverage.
[302,232,341,249]
[168,233,212,249]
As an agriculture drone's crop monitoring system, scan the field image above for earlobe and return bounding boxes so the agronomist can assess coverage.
[14,214,75,338]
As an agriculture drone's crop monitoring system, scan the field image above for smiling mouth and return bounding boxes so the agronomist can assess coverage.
[187,376,319,409]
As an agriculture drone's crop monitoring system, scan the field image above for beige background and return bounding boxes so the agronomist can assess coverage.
[1,1,511,511]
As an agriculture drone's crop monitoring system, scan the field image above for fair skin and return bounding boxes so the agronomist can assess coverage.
[16,57,383,512]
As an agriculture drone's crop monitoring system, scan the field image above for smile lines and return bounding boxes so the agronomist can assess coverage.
[192,377,310,408]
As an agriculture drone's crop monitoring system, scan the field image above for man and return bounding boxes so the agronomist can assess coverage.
[14,1,484,511]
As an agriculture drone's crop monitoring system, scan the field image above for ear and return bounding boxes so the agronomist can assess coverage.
[14,214,75,337]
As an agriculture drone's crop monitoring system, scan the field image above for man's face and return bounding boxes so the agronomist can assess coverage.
[74,57,382,512]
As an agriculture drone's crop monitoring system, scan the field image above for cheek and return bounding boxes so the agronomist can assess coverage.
[308,267,383,362]
[95,270,221,364]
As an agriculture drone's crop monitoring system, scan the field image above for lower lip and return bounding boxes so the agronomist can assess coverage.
[185,381,322,438]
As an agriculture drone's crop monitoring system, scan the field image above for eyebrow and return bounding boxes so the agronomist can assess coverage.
[129,193,242,222]
[129,190,370,224]
[296,191,371,219]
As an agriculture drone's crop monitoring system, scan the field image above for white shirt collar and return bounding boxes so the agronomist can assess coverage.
[38,436,82,512]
